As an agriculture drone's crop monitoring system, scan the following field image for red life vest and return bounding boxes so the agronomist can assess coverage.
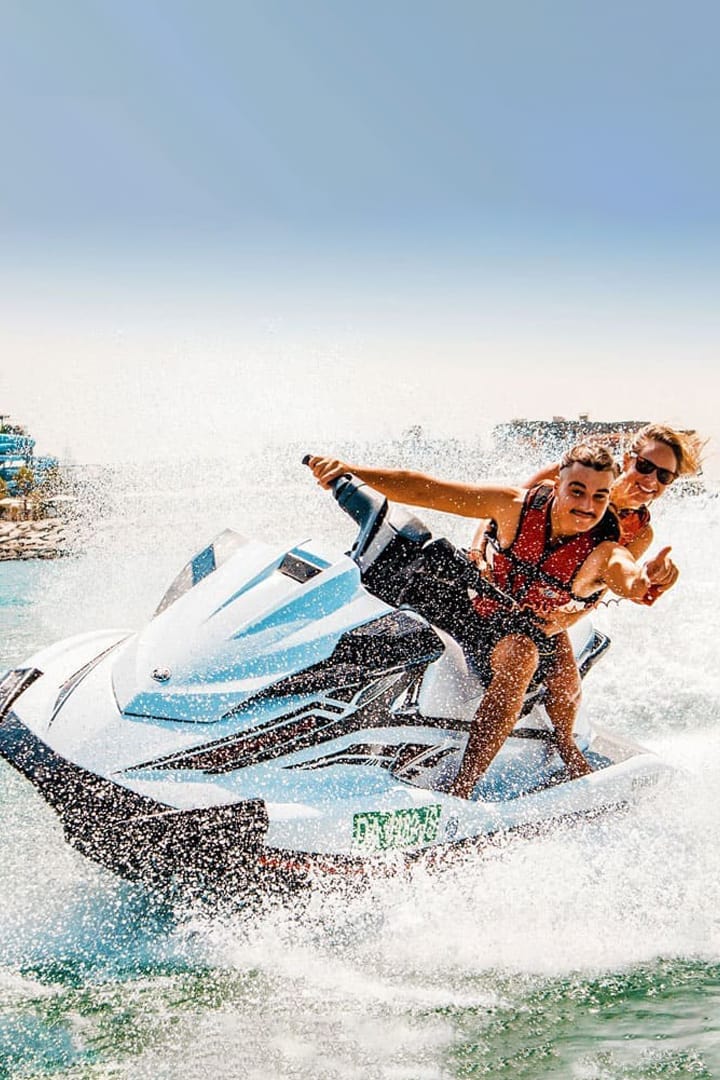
[472,484,620,619]
[616,504,651,546]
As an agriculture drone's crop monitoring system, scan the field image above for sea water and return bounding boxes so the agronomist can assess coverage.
[1,447,719,1079]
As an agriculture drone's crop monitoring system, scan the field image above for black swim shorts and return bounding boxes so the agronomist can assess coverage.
[462,609,560,689]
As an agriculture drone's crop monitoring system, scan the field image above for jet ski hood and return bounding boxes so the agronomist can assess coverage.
[112,530,391,723]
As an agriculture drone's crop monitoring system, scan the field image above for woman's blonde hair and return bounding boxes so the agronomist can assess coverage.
[632,424,705,477]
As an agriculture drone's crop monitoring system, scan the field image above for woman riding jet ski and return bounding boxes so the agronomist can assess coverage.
[0,456,678,890]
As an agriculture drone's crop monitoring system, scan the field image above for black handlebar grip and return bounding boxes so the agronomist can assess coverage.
[302,454,356,500]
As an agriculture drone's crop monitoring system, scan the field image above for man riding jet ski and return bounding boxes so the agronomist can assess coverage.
[0,450,678,890]
[307,443,677,799]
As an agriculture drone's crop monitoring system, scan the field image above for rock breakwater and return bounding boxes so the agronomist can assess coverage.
[0,519,70,560]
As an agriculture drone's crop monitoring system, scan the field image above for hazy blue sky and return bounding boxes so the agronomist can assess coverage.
[1,1,718,466]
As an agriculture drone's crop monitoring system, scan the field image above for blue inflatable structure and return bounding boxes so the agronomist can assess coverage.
[0,427,58,494]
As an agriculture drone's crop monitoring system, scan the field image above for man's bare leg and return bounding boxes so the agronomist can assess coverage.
[542,631,592,779]
[451,634,540,799]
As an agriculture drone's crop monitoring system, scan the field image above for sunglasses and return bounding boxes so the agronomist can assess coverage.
[632,453,677,486]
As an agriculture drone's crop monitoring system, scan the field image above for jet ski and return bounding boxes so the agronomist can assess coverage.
[0,469,676,891]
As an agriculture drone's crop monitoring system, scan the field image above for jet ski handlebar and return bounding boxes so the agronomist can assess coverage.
[302,455,518,613]
[302,455,388,561]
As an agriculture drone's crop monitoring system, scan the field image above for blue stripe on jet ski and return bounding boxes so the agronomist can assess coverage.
[122,609,443,725]
[191,545,216,584]
[210,559,285,617]
[234,567,363,640]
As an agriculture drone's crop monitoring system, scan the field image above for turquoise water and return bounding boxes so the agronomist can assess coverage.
[1,459,719,1078]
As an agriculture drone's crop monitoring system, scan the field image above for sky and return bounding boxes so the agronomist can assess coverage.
[0,1,718,471]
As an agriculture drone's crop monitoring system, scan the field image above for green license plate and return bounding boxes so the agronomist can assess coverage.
[352,804,442,852]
